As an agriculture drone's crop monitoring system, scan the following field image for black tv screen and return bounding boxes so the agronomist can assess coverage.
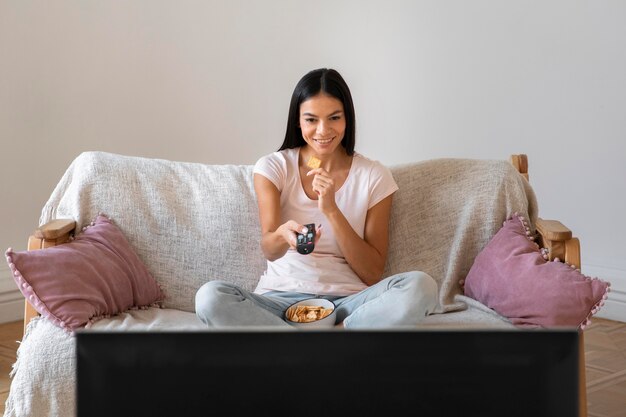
[76,329,579,417]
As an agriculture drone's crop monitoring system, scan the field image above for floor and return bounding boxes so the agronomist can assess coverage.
[0,318,624,416]
[0,320,21,415]
[585,318,626,417]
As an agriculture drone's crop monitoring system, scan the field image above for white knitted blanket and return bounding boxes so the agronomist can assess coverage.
[4,152,537,416]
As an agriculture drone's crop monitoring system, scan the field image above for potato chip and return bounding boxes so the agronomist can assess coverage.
[306,156,322,169]
[286,304,333,323]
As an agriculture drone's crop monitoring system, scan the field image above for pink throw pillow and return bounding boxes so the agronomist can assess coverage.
[464,214,610,329]
[5,214,164,332]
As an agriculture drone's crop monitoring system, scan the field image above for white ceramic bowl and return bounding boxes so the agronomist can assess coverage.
[285,298,337,329]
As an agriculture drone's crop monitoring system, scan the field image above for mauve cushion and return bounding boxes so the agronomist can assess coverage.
[5,215,164,332]
[464,215,610,329]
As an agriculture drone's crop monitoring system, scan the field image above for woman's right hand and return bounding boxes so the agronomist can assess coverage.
[276,220,321,250]
[254,174,322,261]
[278,221,315,249]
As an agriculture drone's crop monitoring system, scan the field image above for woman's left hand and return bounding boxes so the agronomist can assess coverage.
[307,168,338,214]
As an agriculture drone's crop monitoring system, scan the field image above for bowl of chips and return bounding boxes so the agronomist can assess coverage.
[284,298,337,328]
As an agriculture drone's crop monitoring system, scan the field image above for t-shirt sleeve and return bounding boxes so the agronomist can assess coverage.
[253,152,286,192]
[368,162,399,209]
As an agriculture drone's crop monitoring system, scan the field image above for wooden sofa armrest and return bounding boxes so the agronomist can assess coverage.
[28,219,76,249]
[509,155,581,269]
[23,219,77,334]
[535,218,581,269]
[509,154,529,181]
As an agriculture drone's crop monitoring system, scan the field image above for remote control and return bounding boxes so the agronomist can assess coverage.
[296,223,316,255]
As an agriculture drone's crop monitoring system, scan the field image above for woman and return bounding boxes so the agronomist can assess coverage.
[195,68,437,328]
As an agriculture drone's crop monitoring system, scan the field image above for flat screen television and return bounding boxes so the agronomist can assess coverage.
[76,328,579,417]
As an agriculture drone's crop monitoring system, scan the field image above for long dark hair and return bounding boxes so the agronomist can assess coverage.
[278,68,355,155]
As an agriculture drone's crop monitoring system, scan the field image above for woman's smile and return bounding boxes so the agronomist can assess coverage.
[299,93,346,157]
[314,137,335,145]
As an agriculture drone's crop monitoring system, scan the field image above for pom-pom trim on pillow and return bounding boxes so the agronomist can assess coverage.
[5,213,165,333]
[463,213,610,330]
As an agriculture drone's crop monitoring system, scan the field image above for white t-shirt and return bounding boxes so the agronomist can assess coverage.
[253,147,399,296]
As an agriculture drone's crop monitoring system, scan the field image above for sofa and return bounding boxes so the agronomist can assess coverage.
[3,151,599,416]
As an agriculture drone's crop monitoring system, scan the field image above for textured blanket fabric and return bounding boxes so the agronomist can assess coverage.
[38,152,268,313]
[4,152,536,417]
[4,318,76,417]
[37,152,537,314]
[384,158,538,312]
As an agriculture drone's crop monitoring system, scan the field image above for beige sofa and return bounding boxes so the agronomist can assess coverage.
[3,151,586,416]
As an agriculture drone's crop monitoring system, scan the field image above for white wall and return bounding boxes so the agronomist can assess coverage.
[1,0,625,322]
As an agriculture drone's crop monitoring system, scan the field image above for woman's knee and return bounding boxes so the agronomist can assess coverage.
[404,271,439,311]
[409,271,438,295]
[195,280,233,314]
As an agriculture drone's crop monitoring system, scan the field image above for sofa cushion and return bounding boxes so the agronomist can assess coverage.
[463,214,610,328]
[5,215,164,332]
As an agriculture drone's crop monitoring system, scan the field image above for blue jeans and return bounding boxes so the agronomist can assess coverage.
[195,271,438,329]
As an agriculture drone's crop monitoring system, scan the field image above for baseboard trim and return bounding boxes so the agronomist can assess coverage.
[0,265,24,324]
[583,263,626,323]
